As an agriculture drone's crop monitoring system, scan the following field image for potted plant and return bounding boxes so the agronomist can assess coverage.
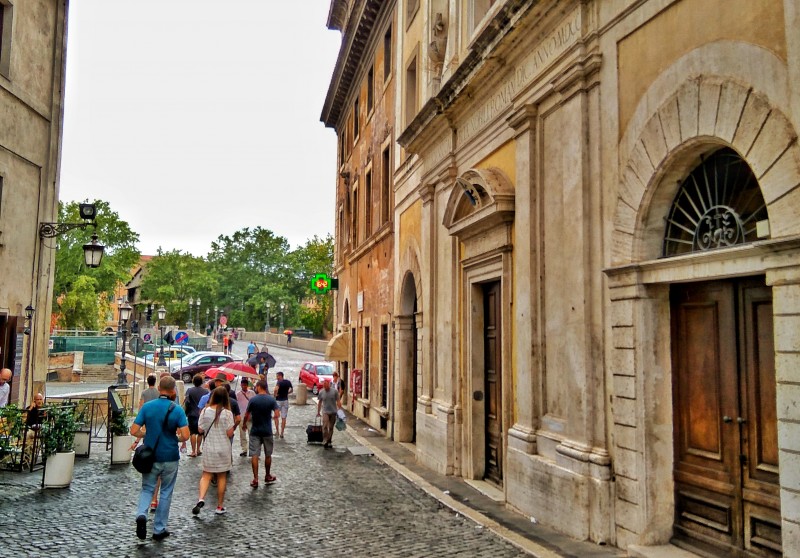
[109,407,134,464]
[41,403,80,488]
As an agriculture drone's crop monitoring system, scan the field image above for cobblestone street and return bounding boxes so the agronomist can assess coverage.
[1,399,523,557]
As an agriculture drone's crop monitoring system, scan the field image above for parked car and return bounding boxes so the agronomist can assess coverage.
[171,353,234,383]
[168,350,224,373]
[298,361,335,395]
[144,345,196,366]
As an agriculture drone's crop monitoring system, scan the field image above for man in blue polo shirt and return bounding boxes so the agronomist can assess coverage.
[130,376,189,542]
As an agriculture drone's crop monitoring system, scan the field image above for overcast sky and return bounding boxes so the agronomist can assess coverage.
[59,1,342,257]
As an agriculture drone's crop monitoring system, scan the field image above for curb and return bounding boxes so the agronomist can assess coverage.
[343,426,562,558]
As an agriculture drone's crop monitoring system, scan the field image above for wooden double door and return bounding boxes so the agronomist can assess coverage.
[671,278,781,557]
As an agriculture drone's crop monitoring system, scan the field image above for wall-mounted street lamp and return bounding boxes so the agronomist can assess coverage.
[157,305,167,366]
[23,305,34,336]
[39,203,105,268]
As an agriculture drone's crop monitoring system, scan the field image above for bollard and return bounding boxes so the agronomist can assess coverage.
[295,383,308,405]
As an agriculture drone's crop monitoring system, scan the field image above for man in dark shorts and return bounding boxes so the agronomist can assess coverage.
[243,380,280,488]
[183,375,208,457]
[272,371,293,438]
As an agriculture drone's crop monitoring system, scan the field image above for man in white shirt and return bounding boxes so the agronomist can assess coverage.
[0,368,12,407]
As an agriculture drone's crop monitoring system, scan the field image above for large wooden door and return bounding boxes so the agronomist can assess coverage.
[483,281,502,486]
[671,279,781,557]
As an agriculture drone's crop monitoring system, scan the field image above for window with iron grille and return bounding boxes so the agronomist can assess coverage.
[380,324,388,407]
[363,326,370,399]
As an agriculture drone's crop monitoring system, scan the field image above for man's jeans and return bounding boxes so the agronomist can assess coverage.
[136,460,179,534]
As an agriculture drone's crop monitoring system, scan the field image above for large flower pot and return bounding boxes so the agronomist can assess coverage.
[74,432,90,457]
[43,451,76,489]
[111,435,134,464]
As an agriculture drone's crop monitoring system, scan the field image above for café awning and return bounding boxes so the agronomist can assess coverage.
[325,332,349,362]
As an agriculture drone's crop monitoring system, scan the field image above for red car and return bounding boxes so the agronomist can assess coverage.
[298,361,335,395]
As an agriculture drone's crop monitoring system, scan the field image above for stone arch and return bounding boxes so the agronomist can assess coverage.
[443,167,515,237]
[396,245,423,444]
[612,76,800,266]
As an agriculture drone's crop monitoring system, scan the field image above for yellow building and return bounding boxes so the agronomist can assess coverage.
[388,0,800,556]
[322,0,397,433]
[0,0,69,406]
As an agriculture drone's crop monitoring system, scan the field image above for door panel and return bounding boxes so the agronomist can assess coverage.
[672,279,781,557]
[483,281,502,486]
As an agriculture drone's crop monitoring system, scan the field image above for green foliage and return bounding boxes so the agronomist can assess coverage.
[108,408,130,436]
[140,249,218,326]
[41,403,81,456]
[57,275,102,330]
[54,199,141,328]
[0,405,24,457]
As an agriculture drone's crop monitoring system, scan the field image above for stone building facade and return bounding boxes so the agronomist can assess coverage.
[385,0,800,556]
[0,0,69,407]
[322,0,398,434]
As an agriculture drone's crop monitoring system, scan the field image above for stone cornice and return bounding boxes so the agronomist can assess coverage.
[321,0,388,129]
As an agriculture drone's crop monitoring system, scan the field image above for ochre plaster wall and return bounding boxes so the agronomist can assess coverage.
[475,140,516,185]
[617,0,786,137]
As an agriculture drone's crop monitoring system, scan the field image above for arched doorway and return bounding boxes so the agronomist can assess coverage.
[665,149,780,556]
[606,77,800,554]
[396,272,418,443]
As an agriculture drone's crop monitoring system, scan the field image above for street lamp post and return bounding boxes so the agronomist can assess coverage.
[205,308,210,334]
[279,302,285,332]
[265,301,271,338]
[117,301,132,385]
[187,297,194,331]
[157,305,167,366]
[196,298,201,330]
[214,306,219,339]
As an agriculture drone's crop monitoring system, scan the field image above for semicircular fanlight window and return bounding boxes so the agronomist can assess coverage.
[663,147,767,257]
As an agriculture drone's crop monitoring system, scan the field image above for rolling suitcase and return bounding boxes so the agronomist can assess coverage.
[306,418,323,444]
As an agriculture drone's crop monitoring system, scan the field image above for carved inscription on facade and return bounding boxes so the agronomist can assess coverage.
[424,134,454,174]
[458,10,581,145]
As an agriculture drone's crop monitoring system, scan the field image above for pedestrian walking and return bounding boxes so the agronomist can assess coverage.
[316,379,341,449]
[243,380,280,487]
[184,375,209,457]
[247,341,257,360]
[228,337,235,356]
[222,336,229,355]
[273,371,293,438]
[193,386,236,516]
[138,375,159,409]
[130,376,190,541]
[236,378,256,456]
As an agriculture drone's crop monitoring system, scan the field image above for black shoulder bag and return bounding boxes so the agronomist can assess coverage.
[132,403,175,474]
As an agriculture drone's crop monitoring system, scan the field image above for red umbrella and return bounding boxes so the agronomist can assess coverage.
[204,367,235,382]
[217,361,260,380]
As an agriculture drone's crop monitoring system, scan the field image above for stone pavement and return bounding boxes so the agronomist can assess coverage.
[1,400,524,558]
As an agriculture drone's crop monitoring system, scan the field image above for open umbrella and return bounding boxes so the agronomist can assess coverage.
[255,351,276,369]
[204,367,236,382]
[217,361,261,380]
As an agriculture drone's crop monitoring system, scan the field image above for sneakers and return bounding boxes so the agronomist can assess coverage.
[215,507,227,515]
[239,451,248,457]
[136,515,147,540]
[152,531,171,541]
[192,500,205,515]
[265,475,277,485]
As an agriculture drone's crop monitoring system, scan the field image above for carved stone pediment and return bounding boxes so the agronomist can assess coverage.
[443,167,515,242]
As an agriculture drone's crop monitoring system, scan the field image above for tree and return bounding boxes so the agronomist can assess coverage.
[289,235,334,336]
[53,199,140,328]
[57,275,103,330]
[139,249,218,326]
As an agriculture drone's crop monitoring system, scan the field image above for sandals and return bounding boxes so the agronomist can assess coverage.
[250,479,259,488]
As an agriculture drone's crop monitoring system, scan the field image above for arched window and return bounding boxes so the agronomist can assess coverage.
[663,147,768,257]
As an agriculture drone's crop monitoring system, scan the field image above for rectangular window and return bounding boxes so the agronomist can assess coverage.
[352,185,359,245]
[381,146,391,224]
[404,55,418,127]
[367,67,374,113]
[364,326,371,399]
[0,2,12,77]
[364,169,372,236]
[380,324,388,407]
[338,132,344,167]
[470,0,496,34]
[353,97,360,139]
[383,26,392,81]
